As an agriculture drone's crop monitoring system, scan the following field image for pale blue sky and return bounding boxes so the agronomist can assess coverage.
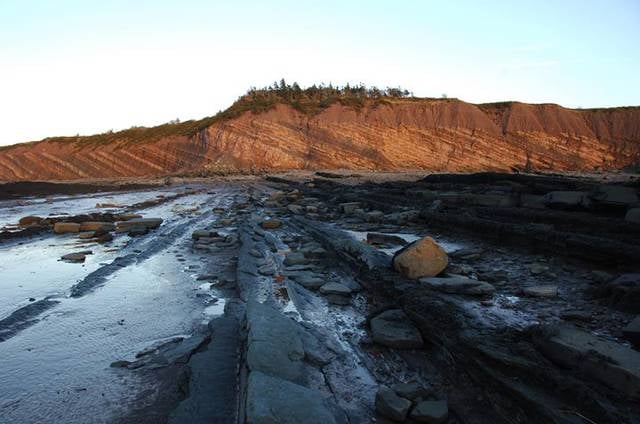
[1,0,639,145]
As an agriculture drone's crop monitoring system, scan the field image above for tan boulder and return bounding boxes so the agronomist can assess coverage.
[53,222,81,234]
[393,237,448,279]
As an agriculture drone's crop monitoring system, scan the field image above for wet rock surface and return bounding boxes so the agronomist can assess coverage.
[2,172,640,424]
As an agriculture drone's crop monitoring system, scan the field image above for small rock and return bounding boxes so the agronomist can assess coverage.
[110,360,131,368]
[626,208,640,223]
[192,229,218,239]
[590,270,613,283]
[260,219,282,229]
[319,282,352,296]
[288,273,325,290]
[284,252,308,266]
[375,385,412,422]
[410,400,449,423]
[258,264,275,276]
[18,216,43,227]
[392,382,429,400]
[522,285,558,298]
[339,202,361,214]
[370,309,424,349]
[326,294,352,305]
[622,316,640,348]
[366,232,407,246]
[287,204,304,214]
[561,310,592,323]
[61,252,86,263]
[528,264,550,275]
[128,226,148,237]
[420,275,495,296]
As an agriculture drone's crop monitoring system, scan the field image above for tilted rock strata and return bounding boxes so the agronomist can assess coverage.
[1,100,638,180]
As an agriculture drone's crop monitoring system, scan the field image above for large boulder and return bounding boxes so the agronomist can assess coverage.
[393,237,448,279]
[53,222,81,234]
[370,309,424,349]
[375,385,411,422]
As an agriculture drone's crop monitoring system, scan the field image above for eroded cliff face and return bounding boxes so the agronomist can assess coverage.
[0,99,638,181]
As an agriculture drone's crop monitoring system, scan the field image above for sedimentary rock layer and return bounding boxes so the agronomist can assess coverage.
[1,100,638,180]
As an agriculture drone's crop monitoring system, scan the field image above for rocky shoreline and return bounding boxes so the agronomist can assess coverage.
[1,172,638,423]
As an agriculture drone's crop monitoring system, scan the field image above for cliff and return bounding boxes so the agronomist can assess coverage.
[0,97,638,181]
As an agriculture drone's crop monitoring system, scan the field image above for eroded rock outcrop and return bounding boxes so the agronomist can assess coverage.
[1,99,638,180]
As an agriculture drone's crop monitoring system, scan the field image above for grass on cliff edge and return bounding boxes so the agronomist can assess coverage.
[3,81,419,150]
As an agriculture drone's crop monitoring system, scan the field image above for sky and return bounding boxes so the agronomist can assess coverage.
[0,0,639,146]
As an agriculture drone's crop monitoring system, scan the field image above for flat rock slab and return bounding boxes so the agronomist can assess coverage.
[419,275,495,296]
[370,309,424,349]
[246,301,306,384]
[246,372,347,424]
[534,324,640,397]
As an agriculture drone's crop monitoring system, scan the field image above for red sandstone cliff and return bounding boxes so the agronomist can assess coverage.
[0,98,638,181]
